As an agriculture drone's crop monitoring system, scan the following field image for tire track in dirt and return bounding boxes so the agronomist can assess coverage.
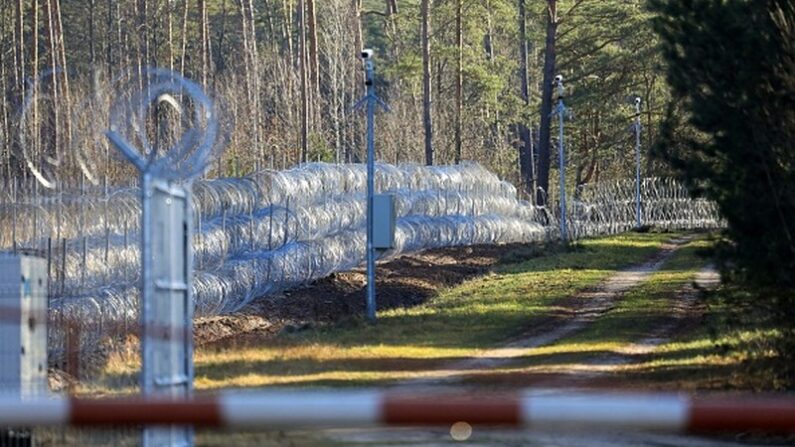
[321,240,778,446]
[401,236,695,387]
[529,265,720,388]
[329,260,774,446]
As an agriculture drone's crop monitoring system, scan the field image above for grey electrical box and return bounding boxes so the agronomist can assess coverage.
[373,194,396,249]
[0,254,48,398]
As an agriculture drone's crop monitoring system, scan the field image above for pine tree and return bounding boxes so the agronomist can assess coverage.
[652,0,795,289]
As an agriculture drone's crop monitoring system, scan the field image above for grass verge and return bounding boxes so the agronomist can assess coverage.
[189,232,680,390]
[622,284,793,391]
[456,237,713,385]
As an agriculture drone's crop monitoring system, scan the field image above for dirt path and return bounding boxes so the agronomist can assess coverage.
[401,236,693,387]
[323,250,783,446]
[528,265,720,389]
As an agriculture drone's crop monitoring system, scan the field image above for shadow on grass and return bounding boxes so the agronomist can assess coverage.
[497,242,659,275]
[98,233,704,392]
[192,350,624,380]
[189,339,741,391]
[189,334,721,387]
[102,321,734,392]
[458,363,746,390]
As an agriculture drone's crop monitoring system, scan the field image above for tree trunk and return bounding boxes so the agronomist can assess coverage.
[383,0,398,56]
[421,0,433,165]
[10,0,26,177]
[179,0,189,75]
[31,0,39,170]
[46,0,59,165]
[298,0,309,163]
[137,0,148,70]
[263,0,275,38]
[517,0,534,198]
[247,0,260,151]
[105,0,113,78]
[306,0,319,96]
[352,0,363,65]
[16,0,25,98]
[484,0,499,139]
[88,0,95,71]
[53,0,70,152]
[199,0,208,86]
[238,1,252,107]
[116,1,127,74]
[454,0,462,164]
[1,52,9,179]
[536,0,557,206]
[644,73,656,175]
[167,0,173,71]
[133,0,140,76]
[484,0,494,62]
[350,0,363,163]
[574,110,598,195]
[282,0,294,65]
[232,1,252,170]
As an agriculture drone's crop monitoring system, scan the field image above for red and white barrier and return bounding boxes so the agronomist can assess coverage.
[0,390,794,433]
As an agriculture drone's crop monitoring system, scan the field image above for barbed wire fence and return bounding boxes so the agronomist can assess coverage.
[0,162,722,389]
[0,65,726,445]
[0,166,723,447]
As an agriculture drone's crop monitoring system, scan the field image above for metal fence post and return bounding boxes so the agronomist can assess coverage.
[0,254,48,397]
[0,253,48,445]
[142,174,194,446]
[353,49,389,322]
[105,69,217,447]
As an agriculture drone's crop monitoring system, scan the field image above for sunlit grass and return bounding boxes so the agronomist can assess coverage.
[440,240,714,379]
[623,326,785,390]
[98,231,778,394]
[190,232,682,389]
[559,240,707,346]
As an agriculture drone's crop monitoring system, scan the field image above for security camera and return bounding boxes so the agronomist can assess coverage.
[634,97,642,105]
[554,74,563,84]
[361,49,374,59]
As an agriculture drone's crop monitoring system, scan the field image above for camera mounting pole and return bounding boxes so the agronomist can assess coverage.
[353,49,389,322]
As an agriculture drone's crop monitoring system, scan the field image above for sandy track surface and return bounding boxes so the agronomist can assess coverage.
[402,237,693,387]
[322,241,784,446]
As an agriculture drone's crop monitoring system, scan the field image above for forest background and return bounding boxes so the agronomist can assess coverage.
[0,0,668,204]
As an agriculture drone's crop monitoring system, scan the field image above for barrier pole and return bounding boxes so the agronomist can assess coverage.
[0,391,794,434]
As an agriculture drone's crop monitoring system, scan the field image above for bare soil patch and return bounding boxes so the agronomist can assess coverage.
[195,242,558,347]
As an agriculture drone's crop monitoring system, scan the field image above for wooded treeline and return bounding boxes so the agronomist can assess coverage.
[0,0,674,202]
[651,0,794,384]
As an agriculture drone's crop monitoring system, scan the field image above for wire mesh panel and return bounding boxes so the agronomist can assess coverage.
[0,252,141,446]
